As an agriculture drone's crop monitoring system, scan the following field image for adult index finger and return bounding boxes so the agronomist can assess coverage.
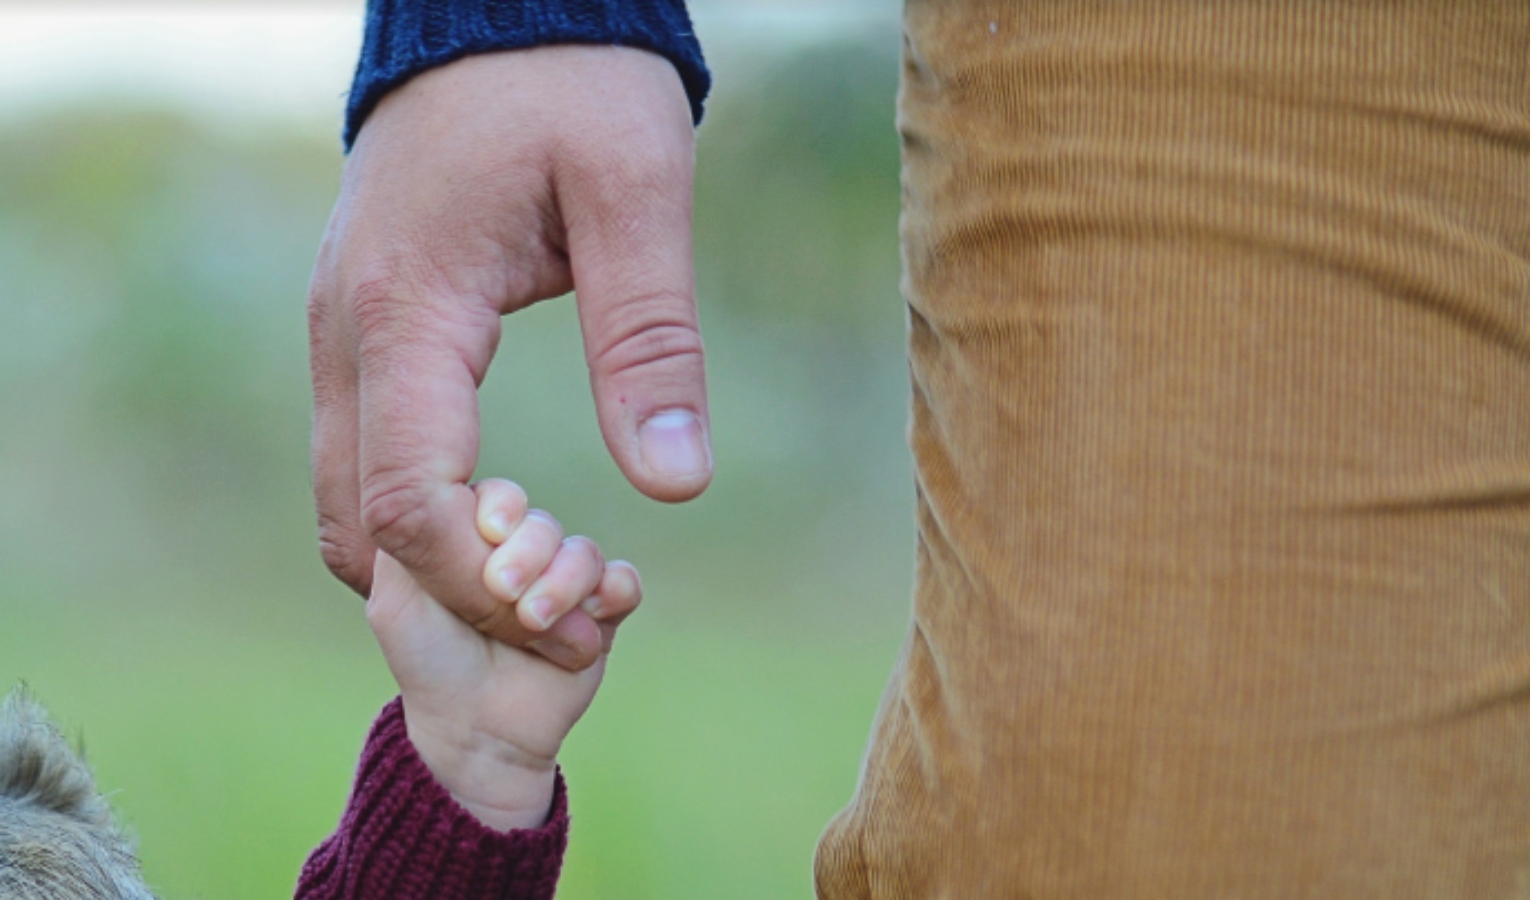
[352,279,602,669]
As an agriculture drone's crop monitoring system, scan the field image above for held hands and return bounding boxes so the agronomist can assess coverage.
[309,46,711,672]
[367,479,641,832]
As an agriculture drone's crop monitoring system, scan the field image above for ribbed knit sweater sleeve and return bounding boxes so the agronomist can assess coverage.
[295,698,569,900]
[345,0,710,148]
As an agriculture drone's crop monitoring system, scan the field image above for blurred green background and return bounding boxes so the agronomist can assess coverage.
[0,8,914,900]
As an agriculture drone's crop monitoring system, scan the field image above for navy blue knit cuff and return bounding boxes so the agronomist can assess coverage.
[345,0,710,149]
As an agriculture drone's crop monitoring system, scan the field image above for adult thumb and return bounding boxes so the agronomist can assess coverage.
[557,83,712,503]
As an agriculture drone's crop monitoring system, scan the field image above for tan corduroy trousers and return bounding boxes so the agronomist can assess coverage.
[815,2,1530,897]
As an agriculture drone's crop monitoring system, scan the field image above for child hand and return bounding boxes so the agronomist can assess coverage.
[365,478,641,831]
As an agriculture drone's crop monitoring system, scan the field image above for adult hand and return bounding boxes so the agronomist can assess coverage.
[308,46,711,671]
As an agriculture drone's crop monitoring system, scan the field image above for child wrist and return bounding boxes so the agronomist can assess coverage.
[402,706,560,831]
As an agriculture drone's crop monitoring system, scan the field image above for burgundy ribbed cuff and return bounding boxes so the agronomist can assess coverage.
[296,697,568,900]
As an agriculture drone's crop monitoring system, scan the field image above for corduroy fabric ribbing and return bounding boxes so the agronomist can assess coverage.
[816,2,1530,897]
[345,0,709,149]
[296,698,568,900]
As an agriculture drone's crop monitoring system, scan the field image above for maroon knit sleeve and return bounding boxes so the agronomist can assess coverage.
[295,697,568,900]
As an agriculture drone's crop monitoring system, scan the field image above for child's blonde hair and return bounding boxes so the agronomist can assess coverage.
[0,686,156,899]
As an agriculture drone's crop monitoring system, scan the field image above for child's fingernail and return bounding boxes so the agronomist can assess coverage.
[638,410,711,481]
[484,512,513,542]
[526,595,556,630]
[581,595,604,617]
[499,568,525,600]
[528,639,580,670]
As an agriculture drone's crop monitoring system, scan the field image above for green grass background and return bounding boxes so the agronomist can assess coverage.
[0,29,916,900]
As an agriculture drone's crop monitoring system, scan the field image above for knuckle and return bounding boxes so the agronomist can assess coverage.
[348,274,417,339]
[589,301,705,379]
[609,132,673,175]
[525,510,565,543]
[307,285,354,405]
[306,251,339,328]
[348,270,469,341]
[566,536,605,570]
[472,604,529,644]
[346,271,501,376]
[306,282,333,337]
[317,524,373,596]
[568,126,680,189]
[359,473,438,562]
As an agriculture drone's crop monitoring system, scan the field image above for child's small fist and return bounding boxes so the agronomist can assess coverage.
[473,479,642,637]
[366,478,642,831]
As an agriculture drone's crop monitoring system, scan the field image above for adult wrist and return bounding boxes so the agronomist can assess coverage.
[346,0,711,149]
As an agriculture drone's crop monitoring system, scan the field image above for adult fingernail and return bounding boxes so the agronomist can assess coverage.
[638,410,711,481]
